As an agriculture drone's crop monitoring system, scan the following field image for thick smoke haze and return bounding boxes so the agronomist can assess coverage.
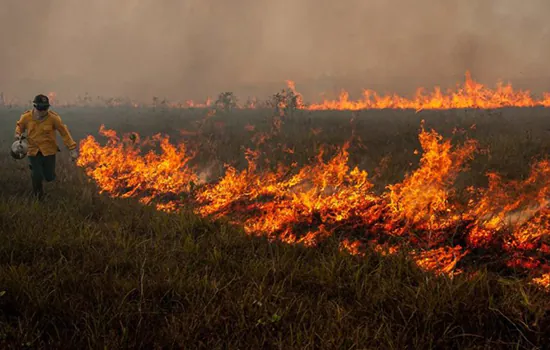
[2,0,550,102]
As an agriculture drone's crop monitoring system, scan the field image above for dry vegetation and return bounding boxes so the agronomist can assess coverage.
[1,104,550,348]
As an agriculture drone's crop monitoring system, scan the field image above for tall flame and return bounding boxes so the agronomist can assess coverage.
[77,119,550,290]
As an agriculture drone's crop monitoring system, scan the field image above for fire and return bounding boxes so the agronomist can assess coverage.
[305,72,550,111]
[532,273,550,291]
[194,142,378,244]
[22,72,550,110]
[465,161,550,250]
[385,122,478,233]
[77,117,550,291]
[77,125,198,205]
[412,246,467,276]
[340,239,365,257]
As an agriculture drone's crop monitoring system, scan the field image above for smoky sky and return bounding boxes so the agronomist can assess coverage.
[2,0,550,102]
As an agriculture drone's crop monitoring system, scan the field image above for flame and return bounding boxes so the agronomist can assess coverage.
[340,239,366,257]
[385,122,478,233]
[532,273,550,290]
[412,246,468,276]
[77,117,550,291]
[305,72,550,111]
[77,125,198,203]
[465,161,550,249]
[17,72,550,110]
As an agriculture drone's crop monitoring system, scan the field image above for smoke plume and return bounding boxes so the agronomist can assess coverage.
[1,0,549,102]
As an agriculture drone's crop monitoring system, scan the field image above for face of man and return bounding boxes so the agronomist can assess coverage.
[33,106,49,118]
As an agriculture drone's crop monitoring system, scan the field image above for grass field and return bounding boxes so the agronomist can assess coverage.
[1,105,550,348]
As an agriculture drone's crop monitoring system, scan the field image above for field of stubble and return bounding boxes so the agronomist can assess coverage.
[0,105,549,349]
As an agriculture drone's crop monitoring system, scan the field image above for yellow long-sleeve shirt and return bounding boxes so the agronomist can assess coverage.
[15,109,77,157]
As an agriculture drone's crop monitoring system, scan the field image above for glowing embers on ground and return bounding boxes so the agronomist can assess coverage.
[28,71,550,110]
[77,124,550,290]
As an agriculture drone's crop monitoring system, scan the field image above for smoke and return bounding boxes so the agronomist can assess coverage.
[1,0,550,102]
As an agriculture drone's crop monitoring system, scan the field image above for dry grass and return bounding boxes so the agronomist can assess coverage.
[0,106,549,348]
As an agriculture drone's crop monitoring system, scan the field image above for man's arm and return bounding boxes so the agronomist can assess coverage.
[14,115,26,139]
[52,115,77,150]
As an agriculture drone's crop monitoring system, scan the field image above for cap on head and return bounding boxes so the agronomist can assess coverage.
[33,94,50,111]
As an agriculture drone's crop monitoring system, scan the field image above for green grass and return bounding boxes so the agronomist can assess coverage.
[0,106,550,348]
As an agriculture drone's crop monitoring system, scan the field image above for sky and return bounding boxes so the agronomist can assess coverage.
[1,0,550,102]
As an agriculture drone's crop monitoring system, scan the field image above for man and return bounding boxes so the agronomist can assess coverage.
[14,94,78,200]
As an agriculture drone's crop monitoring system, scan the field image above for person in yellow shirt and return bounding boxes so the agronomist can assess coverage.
[14,94,78,200]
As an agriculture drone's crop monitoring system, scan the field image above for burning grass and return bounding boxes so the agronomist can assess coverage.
[304,71,550,111]
[1,105,550,348]
[4,71,550,111]
[76,115,550,292]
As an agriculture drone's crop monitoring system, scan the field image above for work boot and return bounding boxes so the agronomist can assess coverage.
[32,179,44,201]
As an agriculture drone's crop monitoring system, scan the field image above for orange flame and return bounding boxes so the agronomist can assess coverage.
[305,72,550,111]
[21,72,550,111]
[77,125,198,205]
[77,121,550,290]
[385,122,478,233]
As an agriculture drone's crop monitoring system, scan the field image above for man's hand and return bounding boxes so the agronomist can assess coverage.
[70,149,78,161]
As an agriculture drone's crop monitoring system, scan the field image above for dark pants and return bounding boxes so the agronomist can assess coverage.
[28,152,56,198]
